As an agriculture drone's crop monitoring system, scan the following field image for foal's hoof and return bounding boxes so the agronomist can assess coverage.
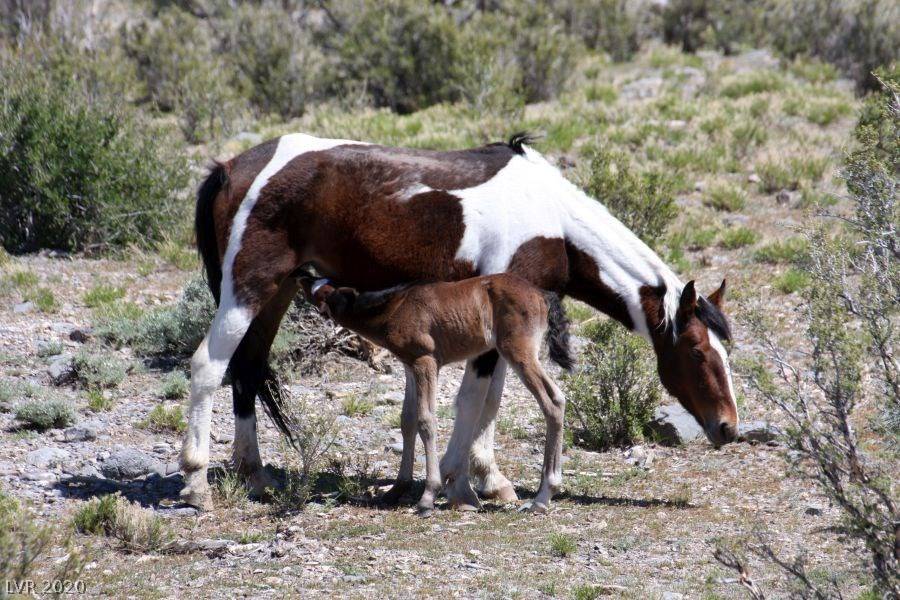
[179,486,214,511]
[486,484,518,503]
[517,501,549,514]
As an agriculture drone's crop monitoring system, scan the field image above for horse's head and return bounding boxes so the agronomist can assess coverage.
[656,280,738,447]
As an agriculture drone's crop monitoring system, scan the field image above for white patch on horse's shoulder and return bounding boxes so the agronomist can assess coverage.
[708,331,739,423]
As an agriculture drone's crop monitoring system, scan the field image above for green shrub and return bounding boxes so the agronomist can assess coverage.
[704,183,747,212]
[774,268,811,294]
[719,226,760,249]
[15,399,75,430]
[341,394,374,418]
[332,0,469,114]
[564,320,661,450]
[73,493,171,552]
[83,283,125,308]
[548,532,577,558]
[585,149,677,249]
[554,0,641,61]
[754,237,809,264]
[71,349,128,389]
[86,389,114,413]
[756,156,828,193]
[0,43,190,254]
[221,3,324,118]
[73,494,119,535]
[661,0,766,54]
[122,6,240,141]
[137,404,187,434]
[159,371,189,400]
[719,70,786,98]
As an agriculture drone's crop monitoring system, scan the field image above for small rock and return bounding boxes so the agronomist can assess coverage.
[739,421,782,444]
[69,328,93,343]
[26,447,71,469]
[625,445,653,468]
[23,470,58,482]
[63,424,98,443]
[78,464,102,478]
[805,504,825,516]
[48,355,75,385]
[646,404,704,446]
[662,593,686,600]
[212,430,233,444]
[380,390,405,406]
[747,173,761,184]
[387,442,404,455]
[13,301,35,314]
[666,119,687,130]
[100,448,162,480]
[694,181,705,192]
[775,190,792,205]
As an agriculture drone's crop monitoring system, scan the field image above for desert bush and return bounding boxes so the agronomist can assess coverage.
[753,237,808,264]
[14,398,75,430]
[660,0,766,54]
[553,0,645,61]
[704,182,747,212]
[137,404,187,434]
[331,0,469,114]
[73,493,172,552]
[740,72,898,597]
[71,349,128,389]
[221,3,324,118]
[122,5,240,141]
[0,42,189,254]
[159,371,189,400]
[564,320,661,450]
[719,226,759,249]
[585,148,677,249]
[83,282,125,308]
[2,489,86,592]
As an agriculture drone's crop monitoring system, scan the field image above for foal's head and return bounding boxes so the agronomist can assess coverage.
[656,280,738,447]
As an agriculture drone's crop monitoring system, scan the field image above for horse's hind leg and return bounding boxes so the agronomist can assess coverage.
[468,355,518,502]
[229,279,300,498]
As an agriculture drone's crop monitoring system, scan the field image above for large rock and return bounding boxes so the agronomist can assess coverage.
[100,448,162,480]
[63,423,98,442]
[646,404,704,446]
[738,420,782,444]
[48,355,75,385]
[26,447,71,469]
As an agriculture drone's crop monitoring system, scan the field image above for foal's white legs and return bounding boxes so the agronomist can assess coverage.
[470,360,518,501]
[180,304,253,510]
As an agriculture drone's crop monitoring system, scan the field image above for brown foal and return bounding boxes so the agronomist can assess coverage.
[298,271,573,514]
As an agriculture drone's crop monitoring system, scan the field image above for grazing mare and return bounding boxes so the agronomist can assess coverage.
[297,272,574,514]
[179,132,737,511]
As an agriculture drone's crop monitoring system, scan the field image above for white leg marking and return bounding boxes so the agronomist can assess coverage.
[471,360,517,501]
[233,414,262,472]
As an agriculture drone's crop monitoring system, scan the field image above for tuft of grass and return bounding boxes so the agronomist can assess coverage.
[15,399,76,430]
[214,472,249,509]
[71,349,128,389]
[730,119,767,155]
[756,156,829,193]
[774,268,811,294]
[572,585,601,600]
[73,494,171,552]
[136,404,187,434]
[30,288,58,313]
[36,341,64,358]
[719,70,785,98]
[86,389,115,412]
[719,227,760,249]
[549,532,577,558]
[704,183,747,212]
[0,379,38,412]
[159,371,189,400]
[83,283,126,308]
[73,494,119,535]
[341,394,374,417]
[157,239,197,271]
[585,83,617,104]
[753,237,808,264]
[788,57,838,84]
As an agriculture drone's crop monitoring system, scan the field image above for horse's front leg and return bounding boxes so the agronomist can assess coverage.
[379,366,417,505]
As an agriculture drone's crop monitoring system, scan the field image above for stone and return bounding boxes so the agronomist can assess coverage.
[13,301,35,314]
[387,442,404,455]
[738,420,782,444]
[625,445,653,468]
[646,404,704,446]
[23,470,58,482]
[775,190,792,205]
[380,390,405,406]
[69,327,93,343]
[747,173,761,184]
[212,430,233,444]
[26,447,70,469]
[48,355,74,385]
[63,424,98,442]
[662,593,686,600]
[100,448,162,480]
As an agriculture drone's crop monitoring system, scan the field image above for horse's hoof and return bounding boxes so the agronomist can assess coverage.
[486,484,518,503]
[378,481,412,506]
[517,501,548,514]
[450,501,480,512]
[180,486,214,511]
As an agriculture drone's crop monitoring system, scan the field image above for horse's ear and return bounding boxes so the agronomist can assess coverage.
[708,279,727,308]
[678,280,698,318]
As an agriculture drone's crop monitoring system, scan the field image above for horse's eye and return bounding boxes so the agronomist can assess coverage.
[690,348,705,361]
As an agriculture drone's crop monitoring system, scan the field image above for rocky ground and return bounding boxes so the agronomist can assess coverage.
[0,47,876,599]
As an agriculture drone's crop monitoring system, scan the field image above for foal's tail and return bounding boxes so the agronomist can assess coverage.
[544,292,574,371]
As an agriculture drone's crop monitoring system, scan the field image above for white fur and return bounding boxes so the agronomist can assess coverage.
[233,414,262,471]
[311,278,331,296]
[708,332,739,424]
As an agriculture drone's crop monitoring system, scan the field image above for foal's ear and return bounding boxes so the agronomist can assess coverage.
[678,280,698,318]
[707,279,727,308]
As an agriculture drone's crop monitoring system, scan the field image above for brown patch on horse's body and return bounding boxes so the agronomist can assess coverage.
[564,242,635,329]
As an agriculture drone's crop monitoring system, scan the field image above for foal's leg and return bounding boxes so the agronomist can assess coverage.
[505,353,566,513]
[379,366,417,505]
[440,358,490,511]
[229,279,300,498]
[411,358,441,515]
[469,355,518,502]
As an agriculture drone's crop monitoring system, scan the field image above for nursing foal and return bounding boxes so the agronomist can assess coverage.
[298,272,573,514]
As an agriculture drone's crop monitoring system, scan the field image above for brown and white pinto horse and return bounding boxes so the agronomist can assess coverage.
[297,272,573,514]
[180,133,737,510]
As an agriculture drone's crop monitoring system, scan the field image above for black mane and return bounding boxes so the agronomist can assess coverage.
[696,296,732,342]
[351,284,412,314]
[506,131,537,155]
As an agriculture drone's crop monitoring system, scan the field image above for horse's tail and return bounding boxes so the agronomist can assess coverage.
[195,161,227,306]
[544,292,574,371]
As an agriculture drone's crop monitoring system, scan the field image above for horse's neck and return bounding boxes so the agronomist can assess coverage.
[558,187,681,339]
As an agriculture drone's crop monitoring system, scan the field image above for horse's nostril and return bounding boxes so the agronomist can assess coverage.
[720,422,736,443]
